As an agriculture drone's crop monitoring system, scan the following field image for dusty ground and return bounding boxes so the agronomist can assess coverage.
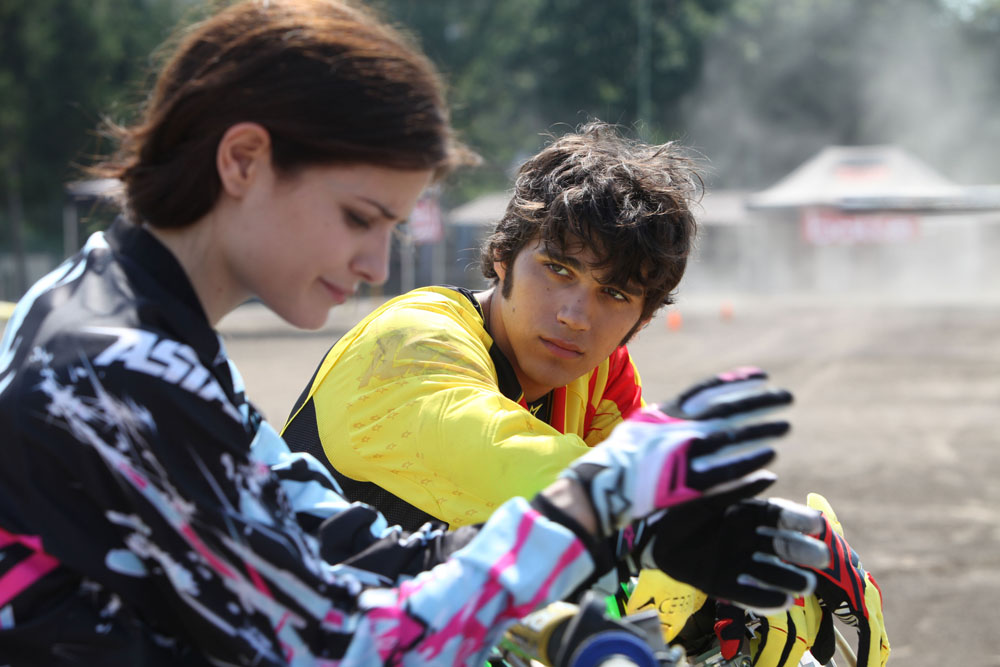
[221,293,999,667]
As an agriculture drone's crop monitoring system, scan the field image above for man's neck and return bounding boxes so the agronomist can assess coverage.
[478,287,553,402]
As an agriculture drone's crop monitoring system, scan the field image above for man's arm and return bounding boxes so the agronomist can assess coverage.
[296,299,595,526]
[254,417,487,580]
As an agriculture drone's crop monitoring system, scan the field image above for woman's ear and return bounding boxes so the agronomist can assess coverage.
[217,122,272,198]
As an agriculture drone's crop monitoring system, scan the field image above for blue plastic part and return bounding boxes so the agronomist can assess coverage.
[569,630,658,667]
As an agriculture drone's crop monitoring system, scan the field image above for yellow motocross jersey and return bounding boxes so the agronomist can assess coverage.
[281,286,644,530]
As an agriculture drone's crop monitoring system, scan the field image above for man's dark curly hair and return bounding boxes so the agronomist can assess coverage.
[480,121,701,337]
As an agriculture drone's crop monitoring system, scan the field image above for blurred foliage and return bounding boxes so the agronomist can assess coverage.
[3,0,1000,267]
[372,0,733,204]
[0,0,184,251]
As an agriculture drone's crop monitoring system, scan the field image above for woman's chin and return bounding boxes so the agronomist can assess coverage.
[278,304,332,331]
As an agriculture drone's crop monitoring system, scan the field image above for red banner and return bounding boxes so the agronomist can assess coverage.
[801,207,920,246]
[409,196,443,244]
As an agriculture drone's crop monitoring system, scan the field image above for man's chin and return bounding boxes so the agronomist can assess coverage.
[522,366,582,398]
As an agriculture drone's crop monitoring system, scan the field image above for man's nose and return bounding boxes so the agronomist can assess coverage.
[557,290,593,331]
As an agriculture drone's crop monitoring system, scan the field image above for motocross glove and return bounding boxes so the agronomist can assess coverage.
[560,366,792,538]
[806,493,890,667]
[634,496,829,615]
[695,494,889,667]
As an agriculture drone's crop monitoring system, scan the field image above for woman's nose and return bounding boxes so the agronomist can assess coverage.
[350,228,392,286]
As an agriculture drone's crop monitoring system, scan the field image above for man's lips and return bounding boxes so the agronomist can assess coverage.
[540,336,583,358]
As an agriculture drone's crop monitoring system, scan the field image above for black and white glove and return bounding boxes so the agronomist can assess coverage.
[560,367,793,538]
[633,496,829,615]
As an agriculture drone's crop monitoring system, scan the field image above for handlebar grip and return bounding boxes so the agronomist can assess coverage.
[568,630,659,667]
[502,593,670,667]
[503,601,579,664]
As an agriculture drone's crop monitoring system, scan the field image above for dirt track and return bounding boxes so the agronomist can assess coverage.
[223,294,999,667]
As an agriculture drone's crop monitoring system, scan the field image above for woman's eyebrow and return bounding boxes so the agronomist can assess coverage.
[358,196,400,221]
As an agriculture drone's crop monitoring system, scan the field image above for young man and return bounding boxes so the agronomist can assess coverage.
[281,122,694,531]
[281,123,888,666]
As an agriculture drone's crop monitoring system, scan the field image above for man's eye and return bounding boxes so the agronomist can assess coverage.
[605,288,628,301]
[546,263,570,276]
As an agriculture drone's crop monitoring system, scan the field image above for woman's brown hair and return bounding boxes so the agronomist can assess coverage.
[93,0,474,228]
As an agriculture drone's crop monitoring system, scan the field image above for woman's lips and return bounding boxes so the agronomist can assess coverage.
[320,278,350,305]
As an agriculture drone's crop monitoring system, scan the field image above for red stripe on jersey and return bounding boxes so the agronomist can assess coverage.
[583,371,600,436]
[604,347,643,419]
[550,386,567,433]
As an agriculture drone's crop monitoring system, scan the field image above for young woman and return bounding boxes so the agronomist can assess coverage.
[0,2,826,664]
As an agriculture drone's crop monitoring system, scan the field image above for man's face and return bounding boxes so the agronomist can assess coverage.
[489,237,646,402]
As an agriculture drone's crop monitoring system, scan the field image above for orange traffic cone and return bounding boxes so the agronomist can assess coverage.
[720,300,734,322]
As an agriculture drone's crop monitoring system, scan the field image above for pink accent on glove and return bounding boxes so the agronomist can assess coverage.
[629,405,683,424]
[654,438,698,508]
[717,366,763,382]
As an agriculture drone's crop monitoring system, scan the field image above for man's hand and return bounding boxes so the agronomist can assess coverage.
[560,367,792,537]
[655,365,793,424]
[805,493,890,667]
[634,496,829,615]
[669,493,889,667]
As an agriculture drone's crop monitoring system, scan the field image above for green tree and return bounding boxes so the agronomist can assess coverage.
[1,0,181,295]
[375,0,732,201]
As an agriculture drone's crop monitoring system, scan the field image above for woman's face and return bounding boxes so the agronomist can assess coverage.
[222,161,432,329]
